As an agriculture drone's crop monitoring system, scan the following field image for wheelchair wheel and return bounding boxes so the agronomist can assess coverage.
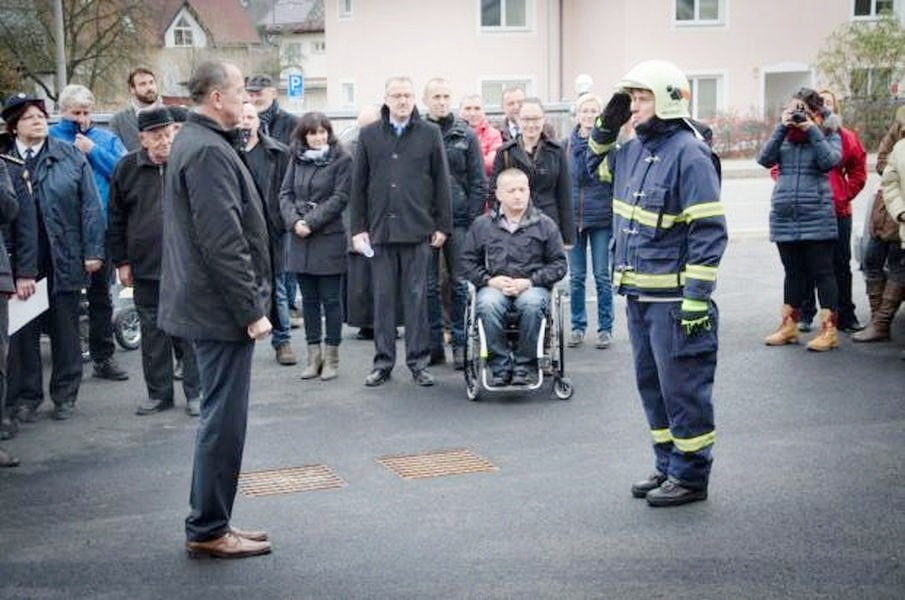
[463,292,482,401]
[552,376,574,401]
[114,308,141,350]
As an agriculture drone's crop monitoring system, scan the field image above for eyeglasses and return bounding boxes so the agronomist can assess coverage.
[519,116,544,122]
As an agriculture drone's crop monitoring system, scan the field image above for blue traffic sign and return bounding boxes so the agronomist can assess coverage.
[288,74,304,99]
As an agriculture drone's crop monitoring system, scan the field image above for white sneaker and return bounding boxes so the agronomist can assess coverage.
[596,331,613,349]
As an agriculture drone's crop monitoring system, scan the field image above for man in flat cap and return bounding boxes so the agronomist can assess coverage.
[108,107,202,418]
[246,74,297,145]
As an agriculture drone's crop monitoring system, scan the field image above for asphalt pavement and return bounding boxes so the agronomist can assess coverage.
[1,181,904,598]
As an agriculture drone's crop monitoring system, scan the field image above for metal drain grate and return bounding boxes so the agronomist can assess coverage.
[377,448,498,480]
[238,464,346,497]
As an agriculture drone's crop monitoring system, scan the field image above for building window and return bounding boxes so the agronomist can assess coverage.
[481,79,531,106]
[341,81,355,107]
[481,0,528,29]
[338,0,352,19]
[173,16,193,47]
[674,0,724,25]
[688,76,720,120]
[853,0,894,17]
[312,40,326,54]
[283,42,302,67]
[850,67,893,97]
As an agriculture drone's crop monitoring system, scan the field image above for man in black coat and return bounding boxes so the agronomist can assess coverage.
[108,107,202,417]
[237,102,294,366]
[159,61,273,559]
[349,76,453,387]
[422,78,486,370]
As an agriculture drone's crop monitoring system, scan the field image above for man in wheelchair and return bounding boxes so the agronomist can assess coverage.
[460,168,567,386]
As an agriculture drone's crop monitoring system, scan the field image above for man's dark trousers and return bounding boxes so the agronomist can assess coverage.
[372,242,431,373]
[134,279,200,403]
[185,337,254,542]
[88,260,115,362]
[7,290,82,411]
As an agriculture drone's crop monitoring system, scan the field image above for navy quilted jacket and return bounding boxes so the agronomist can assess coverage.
[757,116,842,243]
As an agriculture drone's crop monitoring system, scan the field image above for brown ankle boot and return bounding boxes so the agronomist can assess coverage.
[807,309,839,351]
[852,281,905,342]
[765,304,800,346]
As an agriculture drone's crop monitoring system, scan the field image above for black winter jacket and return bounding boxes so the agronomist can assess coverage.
[349,105,452,243]
[243,134,290,275]
[158,112,272,342]
[107,149,166,280]
[461,205,567,290]
[280,142,351,275]
[425,114,487,228]
[489,135,574,245]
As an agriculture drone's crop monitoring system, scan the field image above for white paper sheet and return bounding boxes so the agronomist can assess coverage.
[9,278,49,336]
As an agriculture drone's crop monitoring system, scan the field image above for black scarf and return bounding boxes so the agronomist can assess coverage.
[258,100,281,137]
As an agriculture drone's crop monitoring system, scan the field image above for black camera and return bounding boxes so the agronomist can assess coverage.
[790,110,808,124]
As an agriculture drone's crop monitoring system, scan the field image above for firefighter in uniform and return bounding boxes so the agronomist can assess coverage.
[588,60,727,507]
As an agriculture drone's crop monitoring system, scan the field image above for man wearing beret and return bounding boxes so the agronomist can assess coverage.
[108,107,202,417]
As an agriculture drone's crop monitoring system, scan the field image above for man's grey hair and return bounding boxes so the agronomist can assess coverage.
[384,76,414,92]
[58,84,95,109]
[188,61,233,105]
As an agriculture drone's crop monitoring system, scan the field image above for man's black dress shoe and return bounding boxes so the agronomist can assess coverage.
[0,447,19,468]
[356,328,375,340]
[364,368,391,387]
[646,479,707,507]
[0,417,18,440]
[93,357,129,381]
[412,369,435,387]
[838,317,864,333]
[51,402,73,421]
[631,471,667,498]
[136,398,175,416]
[16,404,38,423]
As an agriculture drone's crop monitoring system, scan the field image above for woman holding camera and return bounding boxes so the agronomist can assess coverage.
[279,112,351,381]
[758,87,842,351]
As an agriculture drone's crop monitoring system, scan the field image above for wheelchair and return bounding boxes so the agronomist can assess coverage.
[462,281,574,402]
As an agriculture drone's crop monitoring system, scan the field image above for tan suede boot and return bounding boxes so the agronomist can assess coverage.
[765,304,800,346]
[300,344,323,379]
[807,309,839,352]
[320,345,339,381]
[852,282,905,342]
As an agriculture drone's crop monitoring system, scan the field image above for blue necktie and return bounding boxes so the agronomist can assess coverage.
[24,148,36,173]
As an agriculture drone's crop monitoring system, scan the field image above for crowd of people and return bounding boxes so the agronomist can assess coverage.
[0,57,901,554]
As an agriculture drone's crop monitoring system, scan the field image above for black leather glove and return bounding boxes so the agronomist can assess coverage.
[591,91,631,146]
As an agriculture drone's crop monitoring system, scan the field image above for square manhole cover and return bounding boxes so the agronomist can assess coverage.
[377,448,498,480]
[238,464,346,497]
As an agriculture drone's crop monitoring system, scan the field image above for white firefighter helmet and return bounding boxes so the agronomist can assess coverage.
[617,59,691,120]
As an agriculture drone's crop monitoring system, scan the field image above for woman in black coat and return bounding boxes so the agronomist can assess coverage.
[279,112,352,381]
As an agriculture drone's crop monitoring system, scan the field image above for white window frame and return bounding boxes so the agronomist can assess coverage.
[686,73,725,120]
[173,16,193,47]
[338,0,352,20]
[852,0,895,18]
[340,80,355,107]
[673,0,726,27]
[479,77,533,107]
[479,0,531,31]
